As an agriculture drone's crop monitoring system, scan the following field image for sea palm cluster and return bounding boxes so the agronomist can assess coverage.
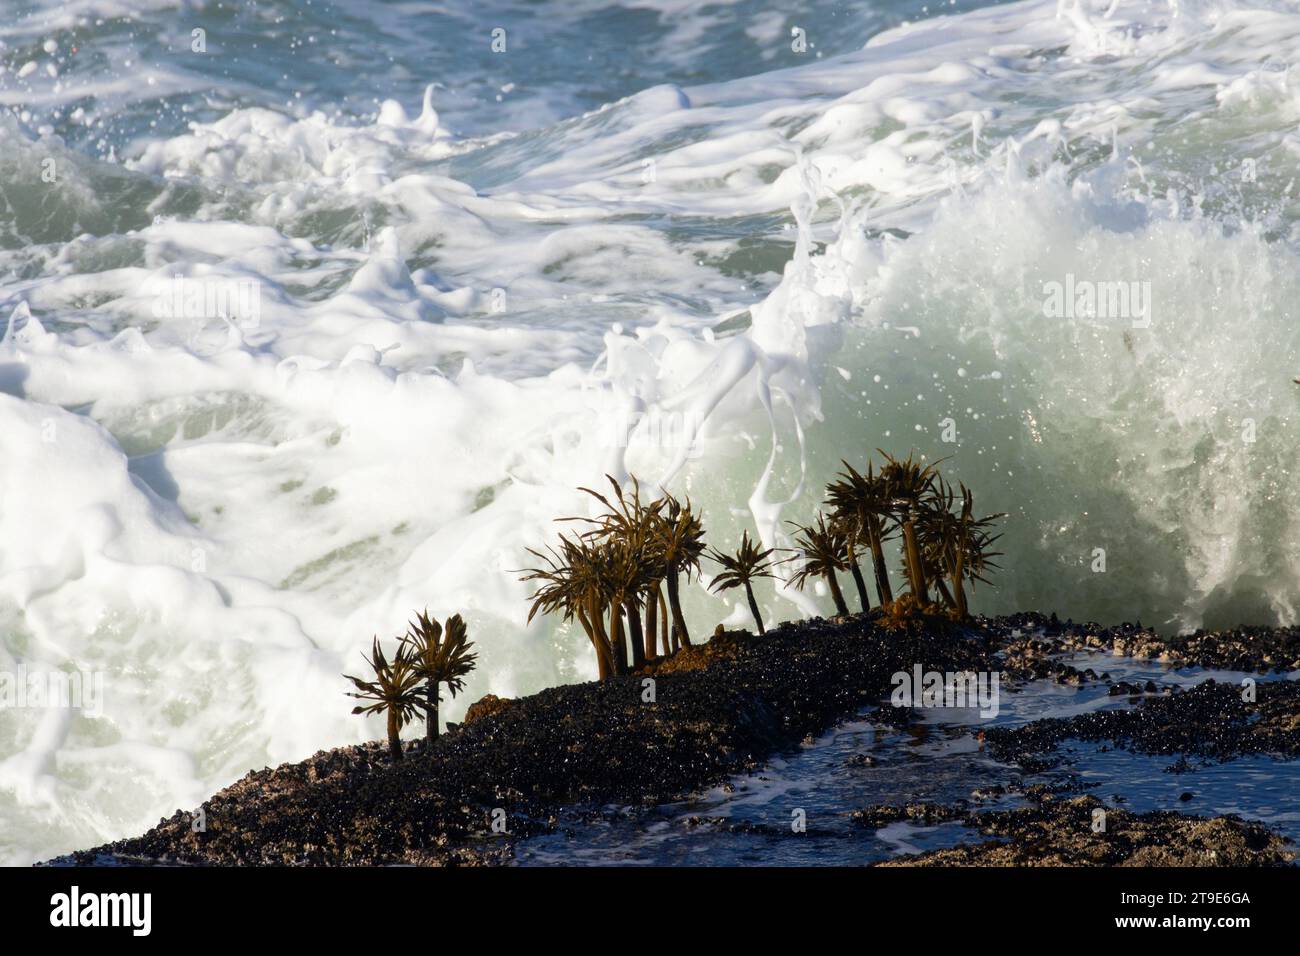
[349,452,1004,749]
[521,453,1003,678]
[344,610,478,760]
[817,451,1004,620]
[520,477,705,678]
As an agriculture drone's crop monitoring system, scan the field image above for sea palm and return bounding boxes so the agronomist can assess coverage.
[878,450,943,602]
[787,513,852,617]
[916,483,960,611]
[918,480,1005,618]
[566,476,705,661]
[344,638,424,762]
[826,460,897,607]
[647,491,705,652]
[707,530,784,635]
[829,512,872,613]
[521,534,617,679]
[565,476,661,668]
[401,610,478,745]
[954,495,1005,611]
[593,535,655,674]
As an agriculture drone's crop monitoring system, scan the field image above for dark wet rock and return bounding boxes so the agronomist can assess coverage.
[996,612,1300,672]
[984,678,1300,767]
[1016,755,1065,774]
[865,703,915,729]
[876,796,1294,867]
[1108,679,1169,697]
[52,613,987,866]
[1020,778,1092,799]
[851,802,968,827]
[50,613,1300,867]
[999,633,1109,687]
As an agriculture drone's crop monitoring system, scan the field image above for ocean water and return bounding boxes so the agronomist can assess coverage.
[0,0,1298,864]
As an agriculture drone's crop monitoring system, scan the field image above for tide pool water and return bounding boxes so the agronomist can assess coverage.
[0,0,1298,864]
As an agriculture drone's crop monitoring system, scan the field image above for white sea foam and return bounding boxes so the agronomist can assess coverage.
[0,0,1297,863]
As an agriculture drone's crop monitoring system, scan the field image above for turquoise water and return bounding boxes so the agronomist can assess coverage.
[3,0,1012,145]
